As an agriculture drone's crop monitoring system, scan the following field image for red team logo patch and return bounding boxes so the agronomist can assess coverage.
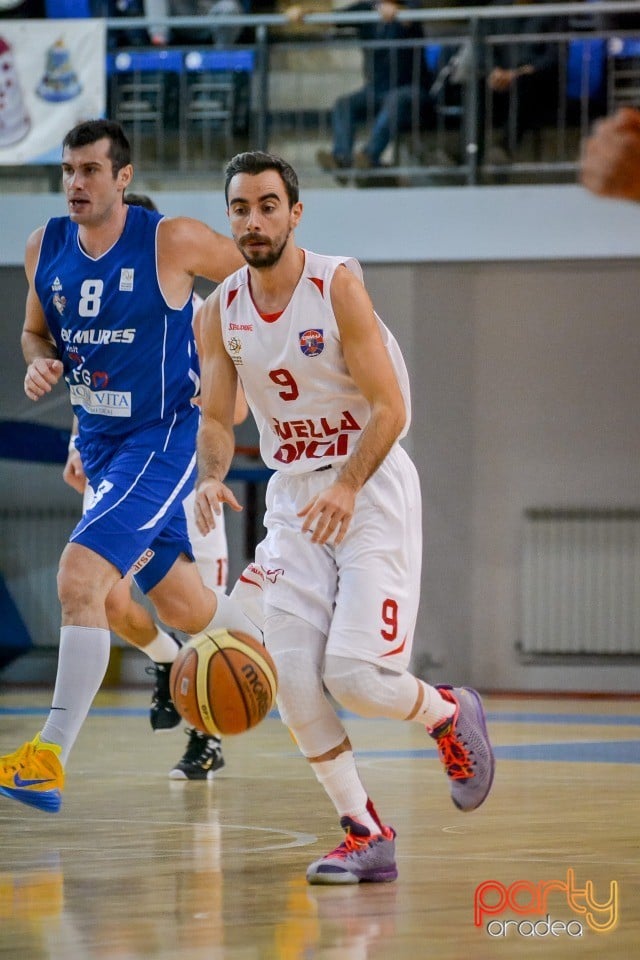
[299,329,324,356]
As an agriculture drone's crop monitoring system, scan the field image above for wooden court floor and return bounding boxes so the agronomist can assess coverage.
[0,688,638,960]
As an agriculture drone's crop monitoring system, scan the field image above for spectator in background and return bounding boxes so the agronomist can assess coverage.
[300,1,427,176]
[353,41,435,171]
[598,2,640,32]
[146,0,243,47]
[91,1,151,49]
[481,0,564,161]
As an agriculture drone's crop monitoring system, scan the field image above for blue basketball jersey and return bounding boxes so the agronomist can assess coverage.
[34,205,199,444]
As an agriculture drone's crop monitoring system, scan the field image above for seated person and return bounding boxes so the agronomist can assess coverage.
[146,0,243,47]
[293,0,427,173]
[92,1,151,48]
[597,3,640,32]
[353,45,436,170]
[480,0,565,158]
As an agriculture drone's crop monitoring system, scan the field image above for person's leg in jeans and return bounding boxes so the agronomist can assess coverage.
[359,85,429,166]
[332,88,372,164]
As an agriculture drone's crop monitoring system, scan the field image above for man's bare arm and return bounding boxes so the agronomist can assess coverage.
[195,288,244,534]
[21,227,64,400]
[298,265,406,545]
[157,216,245,309]
[331,266,406,494]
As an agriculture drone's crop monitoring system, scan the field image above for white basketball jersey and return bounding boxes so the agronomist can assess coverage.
[219,250,411,474]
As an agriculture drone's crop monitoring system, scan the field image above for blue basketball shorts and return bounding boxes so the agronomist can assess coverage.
[71,412,198,593]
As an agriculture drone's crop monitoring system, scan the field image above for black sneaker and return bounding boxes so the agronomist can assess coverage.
[147,662,182,732]
[169,728,225,781]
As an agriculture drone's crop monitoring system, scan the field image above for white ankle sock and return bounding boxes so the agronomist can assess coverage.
[311,751,380,834]
[142,629,181,663]
[411,679,456,729]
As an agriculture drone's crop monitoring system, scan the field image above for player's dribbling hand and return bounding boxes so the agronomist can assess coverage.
[195,478,243,536]
[63,448,87,495]
[24,358,63,400]
[298,481,355,546]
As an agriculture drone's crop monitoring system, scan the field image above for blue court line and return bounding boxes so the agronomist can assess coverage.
[0,705,287,721]
[0,707,148,717]
[353,741,640,764]
[1,707,639,725]
[1,709,638,763]
[486,711,640,726]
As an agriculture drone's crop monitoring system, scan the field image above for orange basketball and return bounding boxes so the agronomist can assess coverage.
[169,628,277,736]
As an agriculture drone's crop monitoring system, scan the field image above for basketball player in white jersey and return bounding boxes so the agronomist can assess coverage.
[194,151,496,884]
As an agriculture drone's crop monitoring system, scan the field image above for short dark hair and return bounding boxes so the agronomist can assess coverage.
[224,151,299,208]
[124,192,158,212]
[62,120,131,177]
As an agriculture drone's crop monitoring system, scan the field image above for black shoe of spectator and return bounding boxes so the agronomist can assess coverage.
[316,149,350,186]
[354,150,374,170]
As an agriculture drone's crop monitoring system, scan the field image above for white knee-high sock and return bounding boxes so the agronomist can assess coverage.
[40,626,112,765]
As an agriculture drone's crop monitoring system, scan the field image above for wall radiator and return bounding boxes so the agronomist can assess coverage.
[520,508,640,657]
[0,508,79,648]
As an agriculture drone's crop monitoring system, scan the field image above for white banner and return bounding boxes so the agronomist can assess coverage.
[0,19,106,165]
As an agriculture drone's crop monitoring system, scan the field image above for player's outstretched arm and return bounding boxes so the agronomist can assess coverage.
[193,298,249,427]
[21,227,63,401]
[161,216,245,288]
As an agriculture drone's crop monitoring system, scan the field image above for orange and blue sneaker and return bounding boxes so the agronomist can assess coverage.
[0,734,64,813]
[430,685,495,812]
[306,816,397,885]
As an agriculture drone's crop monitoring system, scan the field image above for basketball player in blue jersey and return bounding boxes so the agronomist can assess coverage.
[62,192,250,782]
[0,120,259,813]
[195,151,496,884]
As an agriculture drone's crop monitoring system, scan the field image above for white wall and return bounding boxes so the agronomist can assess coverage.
[411,260,640,692]
[3,184,640,266]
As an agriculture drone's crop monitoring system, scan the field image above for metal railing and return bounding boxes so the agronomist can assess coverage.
[4,2,640,188]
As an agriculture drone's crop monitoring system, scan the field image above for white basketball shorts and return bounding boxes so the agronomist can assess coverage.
[254,444,422,673]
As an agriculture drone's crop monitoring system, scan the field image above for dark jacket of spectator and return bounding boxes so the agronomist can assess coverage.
[340,1,426,97]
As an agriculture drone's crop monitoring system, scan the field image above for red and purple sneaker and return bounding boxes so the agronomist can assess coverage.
[306,816,398,885]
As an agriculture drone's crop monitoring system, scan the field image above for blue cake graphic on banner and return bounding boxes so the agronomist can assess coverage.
[37,37,82,103]
[0,34,30,147]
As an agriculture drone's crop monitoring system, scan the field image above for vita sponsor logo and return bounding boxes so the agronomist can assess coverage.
[474,869,619,938]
